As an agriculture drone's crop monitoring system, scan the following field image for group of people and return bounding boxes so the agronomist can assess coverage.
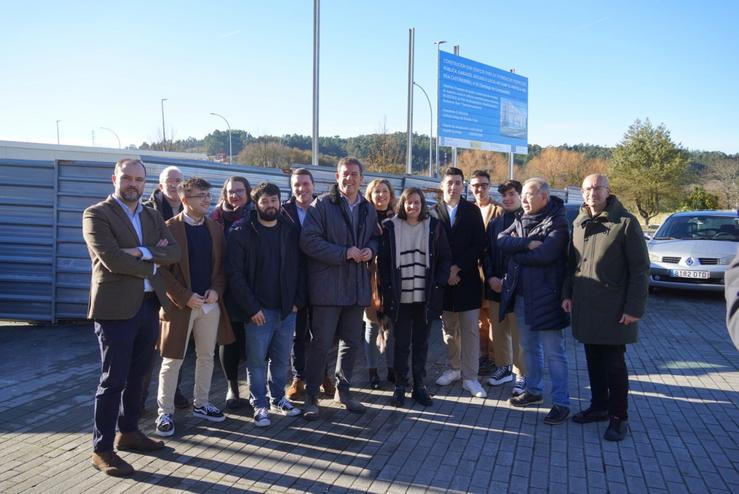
[82,157,649,478]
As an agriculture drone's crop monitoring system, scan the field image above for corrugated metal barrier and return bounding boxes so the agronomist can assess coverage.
[0,155,571,322]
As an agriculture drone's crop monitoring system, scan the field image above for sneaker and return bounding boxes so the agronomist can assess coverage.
[572,407,609,424]
[286,377,305,401]
[435,369,461,386]
[462,379,487,398]
[487,365,513,386]
[411,386,433,406]
[155,413,175,437]
[192,403,226,422]
[271,398,302,417]
[254,407,271,427]
[390,386,405,407]
[512,376,526,397]
[544,404,570,425]
[510,391,543,408]
[604,416,629,441]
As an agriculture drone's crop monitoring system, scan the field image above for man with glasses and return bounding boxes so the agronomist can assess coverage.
[154,178,235,437]
[83,158,180,476]
[562,174,649,441]
[498,178,571,424]
[469,170,502,377]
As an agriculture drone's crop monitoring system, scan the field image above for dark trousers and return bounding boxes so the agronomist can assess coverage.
[93,297,159,452]
[584,343,629,420]
[393,302,430,388]
[305,305,363,397]
[291,306,311,379]
[220,319,246,381]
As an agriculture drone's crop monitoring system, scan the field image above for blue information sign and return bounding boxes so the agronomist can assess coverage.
[438,52,528,154]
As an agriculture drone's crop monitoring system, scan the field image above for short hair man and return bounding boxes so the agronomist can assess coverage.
[154,178,235,437]
[144,166,184,221]
[227,182,306,426]
[82,158,180,476]
[282,168,335,400]
[562,174,649,441]
[433,167,488,398]
[483,180,527,396]
[498,177,571,424]
[300,157,379,420]
[470,169,503,375]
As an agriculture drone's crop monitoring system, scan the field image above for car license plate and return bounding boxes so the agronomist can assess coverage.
[671,270,710,279]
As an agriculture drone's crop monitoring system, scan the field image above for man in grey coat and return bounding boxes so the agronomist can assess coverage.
[300,157,379,420]
[562,174,649,442]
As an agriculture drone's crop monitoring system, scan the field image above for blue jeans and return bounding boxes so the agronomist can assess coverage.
[514,297,570,407]
[364,320,394,370]
[245,310,296,409]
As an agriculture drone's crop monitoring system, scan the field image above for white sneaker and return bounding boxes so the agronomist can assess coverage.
[271,397,302,417]
[463,379,487,398]
[435,369,461,386]
[254,407,271,427]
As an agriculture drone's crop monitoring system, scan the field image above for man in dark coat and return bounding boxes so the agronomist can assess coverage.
[483,180,527,396]
[432,167,487,398]
[143,166,184,221]
[498,177,570,425]
[299,157,379,420]
[562,174,649,441]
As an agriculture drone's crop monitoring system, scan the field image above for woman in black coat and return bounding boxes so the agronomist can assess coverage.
[377,188,452,407]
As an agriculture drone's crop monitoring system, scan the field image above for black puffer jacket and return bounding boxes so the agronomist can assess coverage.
[377,216,452,323]
[498,196,570,331]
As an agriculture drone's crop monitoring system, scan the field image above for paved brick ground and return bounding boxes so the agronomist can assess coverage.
[0,290,737,493]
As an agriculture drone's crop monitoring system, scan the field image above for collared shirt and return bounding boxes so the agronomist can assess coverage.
[182,210,206,226]
[446,202,459,226]
[296,204,308,226]
[342,193,361,214]
[111,194,155,291]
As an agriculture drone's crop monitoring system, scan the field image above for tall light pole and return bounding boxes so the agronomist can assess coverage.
[209,112,232,164]
[434,40,446,177]
[413,82,433,176]
[312,0,320,166]
[55,120,62,145]
[160,98,168,151]
[99,127,121,149]
[406,28,415,175]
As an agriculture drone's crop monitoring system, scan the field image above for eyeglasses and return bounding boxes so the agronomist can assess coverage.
[186,192,212,200]
[582,186,608,194]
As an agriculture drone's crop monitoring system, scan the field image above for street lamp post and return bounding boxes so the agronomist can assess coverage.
[160,98,168,150]
[56,120,61,145]
[99,127,121,149]
[209,112,232,164]
[434,40,447,177]
[413,82,433,176]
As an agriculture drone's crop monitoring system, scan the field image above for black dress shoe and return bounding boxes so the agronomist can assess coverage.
[411,386,433,406]
[604,416,629,441]
[572,407,609,424]
[390,386,405,407]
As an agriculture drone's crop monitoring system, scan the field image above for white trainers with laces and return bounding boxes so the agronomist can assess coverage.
[271,398,302,417]
[435,369,461,386]
[254,407,271,427]
[463,379,488,398]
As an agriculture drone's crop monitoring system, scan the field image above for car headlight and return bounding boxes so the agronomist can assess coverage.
[719,255,735,265]
[648,252,661,263]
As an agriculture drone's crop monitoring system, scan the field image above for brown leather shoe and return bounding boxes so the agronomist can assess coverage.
[321,375,336,396]
[91,450,134,477]
[287,378,305,401]
[115,430,165,452]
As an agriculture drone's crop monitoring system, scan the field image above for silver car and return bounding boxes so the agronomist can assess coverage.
[648,210,739,291]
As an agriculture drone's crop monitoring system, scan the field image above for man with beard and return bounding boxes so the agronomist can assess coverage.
[498,178,571,425]
[227,182,306,427]
[300,157,379,420]
[83,158,180,476]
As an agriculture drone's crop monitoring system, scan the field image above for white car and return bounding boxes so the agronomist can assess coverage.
[648,210,739,291]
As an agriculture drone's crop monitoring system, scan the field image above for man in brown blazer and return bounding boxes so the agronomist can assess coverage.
[154,177,234,437]
[83,158,180,476]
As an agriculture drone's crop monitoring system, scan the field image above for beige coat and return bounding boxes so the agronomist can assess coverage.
[158,213,234,359]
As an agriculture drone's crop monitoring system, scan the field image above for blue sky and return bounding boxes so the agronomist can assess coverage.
[1,1,737,153]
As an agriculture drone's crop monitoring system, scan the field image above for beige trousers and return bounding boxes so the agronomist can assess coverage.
[441,309,480,380]
[157,305,220,415]
[488,300,526,376]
